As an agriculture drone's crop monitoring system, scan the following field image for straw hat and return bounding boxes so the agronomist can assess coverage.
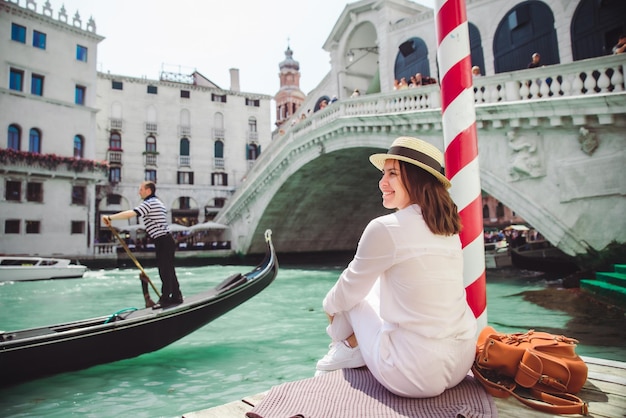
[369,136,451,189]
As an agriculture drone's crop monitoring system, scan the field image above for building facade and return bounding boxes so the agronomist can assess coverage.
[1,0,272,256]
[0,0,106,256]
[96,69,272,245]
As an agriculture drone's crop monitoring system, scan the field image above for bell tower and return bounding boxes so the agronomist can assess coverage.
[274,45,305,127]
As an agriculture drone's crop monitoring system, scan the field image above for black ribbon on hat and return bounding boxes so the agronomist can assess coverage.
[387,146,444,175]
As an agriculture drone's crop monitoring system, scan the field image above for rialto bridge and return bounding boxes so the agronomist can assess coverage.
[215,54,625,258]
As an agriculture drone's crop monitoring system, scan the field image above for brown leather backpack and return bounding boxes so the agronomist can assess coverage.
[472,326,589,415]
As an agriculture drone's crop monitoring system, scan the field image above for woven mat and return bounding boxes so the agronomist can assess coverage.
[246,368,497,418]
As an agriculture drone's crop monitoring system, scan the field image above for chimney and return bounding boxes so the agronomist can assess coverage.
[229,68,240,92]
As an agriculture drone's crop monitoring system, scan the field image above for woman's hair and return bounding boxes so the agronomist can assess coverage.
[398,160,462,236]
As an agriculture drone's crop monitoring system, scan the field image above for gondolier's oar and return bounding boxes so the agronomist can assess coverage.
[107,224,161,301]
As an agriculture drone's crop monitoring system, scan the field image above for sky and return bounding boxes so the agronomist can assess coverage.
[50,0,435,97]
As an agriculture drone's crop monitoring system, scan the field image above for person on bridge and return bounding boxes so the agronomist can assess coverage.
[314,136,477,398]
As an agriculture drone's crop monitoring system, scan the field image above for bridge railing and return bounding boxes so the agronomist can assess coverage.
[283,53,624,138]
[220,54,625,224]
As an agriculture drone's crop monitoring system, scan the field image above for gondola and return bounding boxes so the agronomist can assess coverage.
[0,230,278,387]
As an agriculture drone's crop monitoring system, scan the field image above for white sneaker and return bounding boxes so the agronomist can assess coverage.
[314,369,331,377]
[315,341,365,371]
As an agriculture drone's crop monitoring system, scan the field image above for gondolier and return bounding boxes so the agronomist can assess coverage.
[103,181,183,309]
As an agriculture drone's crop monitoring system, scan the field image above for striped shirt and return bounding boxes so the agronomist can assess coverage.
[133,195,170,239]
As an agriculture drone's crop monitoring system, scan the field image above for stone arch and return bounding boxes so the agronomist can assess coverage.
[469,22,485,74]
[394,37,431,82]
[493,1,560,73]
[344,21,379,96]
[571,0,626,59]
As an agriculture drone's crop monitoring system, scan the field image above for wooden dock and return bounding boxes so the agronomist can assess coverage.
[182,357,625,417]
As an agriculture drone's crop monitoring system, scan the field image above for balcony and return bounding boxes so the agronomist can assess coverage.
[179,125,191,136]
[144,152,158,166]
[0,149,108,181]
[145,122,158,134]
[213,157,225,170]
[109,118,123,131]
[107,150,123,164]
[213,128,225,140]
[248,131,259,141]
[179,155,191,167]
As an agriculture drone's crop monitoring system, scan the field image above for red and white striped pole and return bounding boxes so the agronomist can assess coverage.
[434,0,487,329]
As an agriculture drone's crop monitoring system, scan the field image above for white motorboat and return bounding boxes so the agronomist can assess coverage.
[0,257,87,282]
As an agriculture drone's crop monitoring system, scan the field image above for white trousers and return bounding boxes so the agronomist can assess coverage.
[325,280,475,398]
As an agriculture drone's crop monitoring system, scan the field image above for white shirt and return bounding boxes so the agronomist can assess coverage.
[323,204,475,340]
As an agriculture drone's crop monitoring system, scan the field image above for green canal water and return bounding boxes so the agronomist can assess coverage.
[1,264,624,417]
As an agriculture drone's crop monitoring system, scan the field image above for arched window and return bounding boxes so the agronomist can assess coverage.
[8,124,21,150]
[29,128,41,153]
[214,140,224,158]
[483,204,490,218]
[73,135,84,158]
[110,132,121,149]
[179,137,190,156]
[496,202,505,218]
[146,136,156,152]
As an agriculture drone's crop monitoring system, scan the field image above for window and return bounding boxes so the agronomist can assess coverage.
[109,167,121,183]
[178,196,191,210]
[110,132,121,149]
[26,220,40,234]
[145,169,157,182]
[245,98,260,107]
[73,135,84,158]
[27,182,43,202]
[8,125,21,150]
[29,128,41,153]
[33,30,46,49]
[76,45,88,62]
[5,220,20,234]
[112,81,123,90]
[181,90,190,98]
[31,74,44,96]
[179,138,190,156]
[212,172,228,186]
[496,202,505,217]
[72,185,86,205]
[177,171,194,185]
[5,180,21,201]
[211,93,227,103]
[247,143,260,160]
[9,68,24,91]
[11,23,26,43]
[107,194,121,205]
[248,117,257,132]
[214,197,226,208]
[214,140,224,158]
[145,136,156,152]
[71,221,85,234]
[75,85,86,105]
[147,85,158,94]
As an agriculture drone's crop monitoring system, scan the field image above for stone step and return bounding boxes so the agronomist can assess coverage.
[595,271,626,288]
[580,280,626,309]
[614,264,626,274]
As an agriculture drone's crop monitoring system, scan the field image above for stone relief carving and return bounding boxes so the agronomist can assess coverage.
[578,126,599,156]
[506,130,544,181]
